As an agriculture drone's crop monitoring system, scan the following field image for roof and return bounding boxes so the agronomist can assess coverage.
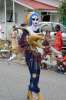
[35,0,59,7]
[16,0,57,10]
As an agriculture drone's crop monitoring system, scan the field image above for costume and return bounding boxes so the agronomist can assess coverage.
[8,27,23,61]
[18,12,43,100]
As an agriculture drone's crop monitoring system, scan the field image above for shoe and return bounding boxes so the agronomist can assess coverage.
[27,90,33,100]
[32,92,38,100]
[37,93,43,100]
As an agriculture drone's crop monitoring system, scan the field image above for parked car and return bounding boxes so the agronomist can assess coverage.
[39,22,66,54]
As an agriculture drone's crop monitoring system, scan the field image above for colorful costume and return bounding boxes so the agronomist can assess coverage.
[18,12,43,100]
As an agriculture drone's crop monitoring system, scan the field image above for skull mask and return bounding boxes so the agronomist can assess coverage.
[32,15,39,27]
[29,12,39,27]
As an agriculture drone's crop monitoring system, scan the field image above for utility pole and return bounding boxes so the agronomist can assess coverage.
[13,0,15,24]
[4,0,7,40]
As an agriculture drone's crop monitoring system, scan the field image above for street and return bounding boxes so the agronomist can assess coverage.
[0,59,66,100]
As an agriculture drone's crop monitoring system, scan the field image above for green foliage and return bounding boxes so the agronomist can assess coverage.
[58,0,66,19]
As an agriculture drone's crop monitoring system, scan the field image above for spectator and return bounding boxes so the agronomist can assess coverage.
[54,25,63,52]
[41,30,52,69]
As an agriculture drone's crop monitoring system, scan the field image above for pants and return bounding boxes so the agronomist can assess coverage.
[25,51,41,93]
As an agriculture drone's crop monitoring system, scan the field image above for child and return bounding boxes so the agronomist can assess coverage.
[54,24,63,52]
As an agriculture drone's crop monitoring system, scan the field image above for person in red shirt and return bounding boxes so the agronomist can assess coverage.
[54,24,63,51]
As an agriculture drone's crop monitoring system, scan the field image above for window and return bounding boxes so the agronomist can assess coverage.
[41,12,50,21]
[7,10,13,22]
[7,10,17,22]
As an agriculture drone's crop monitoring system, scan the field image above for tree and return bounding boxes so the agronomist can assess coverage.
[58,0,66,25]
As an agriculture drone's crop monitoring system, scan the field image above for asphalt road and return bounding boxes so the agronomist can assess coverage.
[0,59,66,100]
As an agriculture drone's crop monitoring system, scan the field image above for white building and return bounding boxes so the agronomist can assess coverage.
[0,0,58,40]
[0,0,33,39]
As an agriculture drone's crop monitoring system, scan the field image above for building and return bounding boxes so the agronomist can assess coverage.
[0,0,58,40]
[35,0,60,7]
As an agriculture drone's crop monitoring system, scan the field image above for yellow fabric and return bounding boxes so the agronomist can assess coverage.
[24,13,32,25]
[11,31,18,53]
[11,39,18,50]
[28,34,44,49]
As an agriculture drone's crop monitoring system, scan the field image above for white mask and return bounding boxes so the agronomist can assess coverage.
[32,15,39,27]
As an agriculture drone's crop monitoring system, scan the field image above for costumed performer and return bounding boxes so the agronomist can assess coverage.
[18,12,44,100]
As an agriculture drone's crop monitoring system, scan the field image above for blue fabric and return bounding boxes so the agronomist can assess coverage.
[25,51,40,93]
[29,12,39,26]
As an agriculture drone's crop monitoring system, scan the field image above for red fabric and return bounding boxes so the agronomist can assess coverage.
[63,55,66,61]
[54,32,63,51]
